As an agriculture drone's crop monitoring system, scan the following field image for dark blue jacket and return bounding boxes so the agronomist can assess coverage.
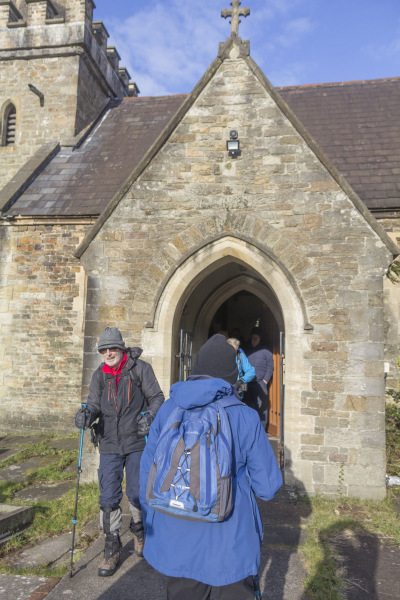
[85,348,164,455]
[140,376,282,586]
[247,346,274,383]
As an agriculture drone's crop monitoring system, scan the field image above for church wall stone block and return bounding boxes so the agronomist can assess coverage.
[0,221,89,433]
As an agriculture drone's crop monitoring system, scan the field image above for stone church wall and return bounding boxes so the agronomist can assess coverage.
[0,0,128,189]
[79,55,393,498]
[0,221,89,433]
[0,54,81,189]
[74,51,113,137]
[377,216,400,390]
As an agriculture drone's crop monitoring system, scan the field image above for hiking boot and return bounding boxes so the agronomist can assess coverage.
[98,533,121,577]
[98,551,120,577]
[129,518,145,557]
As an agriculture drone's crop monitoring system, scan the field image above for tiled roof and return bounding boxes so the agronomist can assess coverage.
[7,95,187,217]
[279,77,400,212]
[6,77,400,217]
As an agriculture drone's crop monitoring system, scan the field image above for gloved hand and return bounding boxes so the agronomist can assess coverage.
[137,412,153,438]
[235,380,243,390]
[75,407,92,430]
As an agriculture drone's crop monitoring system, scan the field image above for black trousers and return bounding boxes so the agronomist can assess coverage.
[167,576,255,600]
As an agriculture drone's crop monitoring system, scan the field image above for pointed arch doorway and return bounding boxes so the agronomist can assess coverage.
[174,259,285,440]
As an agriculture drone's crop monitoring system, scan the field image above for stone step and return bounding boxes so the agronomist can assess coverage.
[11,533,74,569]
[13,480,75,503]
[0,456,56,483]
[0,504,33,539]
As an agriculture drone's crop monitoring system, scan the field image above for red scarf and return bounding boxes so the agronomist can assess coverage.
[102,352,127,390]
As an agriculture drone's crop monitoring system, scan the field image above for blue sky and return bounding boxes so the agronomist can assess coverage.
[93,0,400,96]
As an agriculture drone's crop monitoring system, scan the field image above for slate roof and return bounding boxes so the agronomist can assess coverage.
[279,77,400,213]
[6,77,400,217]
[7,94,187,217]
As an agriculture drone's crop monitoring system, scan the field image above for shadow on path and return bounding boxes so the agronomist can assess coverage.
[259,456,312,600]
[304,520,379,600]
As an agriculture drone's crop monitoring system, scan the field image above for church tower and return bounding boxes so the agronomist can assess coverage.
[0,0,137,188]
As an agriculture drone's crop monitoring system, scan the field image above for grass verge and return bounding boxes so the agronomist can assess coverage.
[302,492,400,600]
[0,435,99,578]
[301,402,400,600]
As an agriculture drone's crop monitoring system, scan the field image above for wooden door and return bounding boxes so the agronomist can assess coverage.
[264,311,281,437]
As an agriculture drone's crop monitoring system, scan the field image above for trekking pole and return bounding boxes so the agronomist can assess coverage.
[69,403,87,578]
[254,574,262,599]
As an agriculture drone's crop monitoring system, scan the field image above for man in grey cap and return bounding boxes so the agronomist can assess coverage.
[75,327,164,577]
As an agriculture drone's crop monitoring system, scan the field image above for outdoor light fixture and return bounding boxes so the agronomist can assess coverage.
[227,130,241,158]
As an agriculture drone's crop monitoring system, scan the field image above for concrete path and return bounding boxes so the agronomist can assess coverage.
[1,435,400,600]
[44,506,309,600]
[0,574,59,600]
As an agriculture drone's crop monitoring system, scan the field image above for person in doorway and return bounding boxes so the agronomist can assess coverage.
[217,329,229,339]
[245,327,274,428]
[140,334,282,600]
[74,327,164,577]
[226,337,255,399]
[230,327,246,348]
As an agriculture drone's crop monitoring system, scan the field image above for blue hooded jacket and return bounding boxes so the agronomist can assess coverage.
[140,376,282,586]
[236,347,256,383]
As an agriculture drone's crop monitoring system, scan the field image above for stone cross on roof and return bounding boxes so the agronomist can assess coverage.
[221,0,250,38]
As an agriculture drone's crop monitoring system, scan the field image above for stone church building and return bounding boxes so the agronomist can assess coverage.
[1,0,399,500]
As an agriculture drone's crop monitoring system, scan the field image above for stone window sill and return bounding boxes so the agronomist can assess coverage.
[7,20,26,28]
[45,17,65,24]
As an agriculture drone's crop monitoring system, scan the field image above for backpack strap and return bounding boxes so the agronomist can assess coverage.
[98,364,146,407]
[99,368,106,391]
[214,398,246,486]
[233,464,246,485]
[129,368,142,389]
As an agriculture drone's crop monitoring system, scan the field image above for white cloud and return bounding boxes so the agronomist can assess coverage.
[267,62,312,87]
[100,0,319,95]
[364,18,400,63]
[105,0,230,95]
[276,17,314,48]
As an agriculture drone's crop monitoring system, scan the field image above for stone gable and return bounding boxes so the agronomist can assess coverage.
[76,52,394,499]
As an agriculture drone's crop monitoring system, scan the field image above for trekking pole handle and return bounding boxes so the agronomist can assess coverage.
[77,403,87,473]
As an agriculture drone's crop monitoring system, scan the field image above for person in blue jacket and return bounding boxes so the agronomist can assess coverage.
[227,337,256,399]
[140,334,282,600]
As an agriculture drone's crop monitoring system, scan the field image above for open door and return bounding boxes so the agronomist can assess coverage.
[266,317,281,437]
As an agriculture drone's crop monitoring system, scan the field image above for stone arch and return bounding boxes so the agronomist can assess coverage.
[140,233,315,486]
[134,214,328,332]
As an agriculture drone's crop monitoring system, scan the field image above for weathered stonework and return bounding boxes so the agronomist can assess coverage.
[75,52,395,498]
[0,20,399,502]
[0,0,133,189]
[0,219,90,432]
[377,216,400,389]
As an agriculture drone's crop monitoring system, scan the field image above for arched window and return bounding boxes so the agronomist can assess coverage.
[2,103,16,146]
